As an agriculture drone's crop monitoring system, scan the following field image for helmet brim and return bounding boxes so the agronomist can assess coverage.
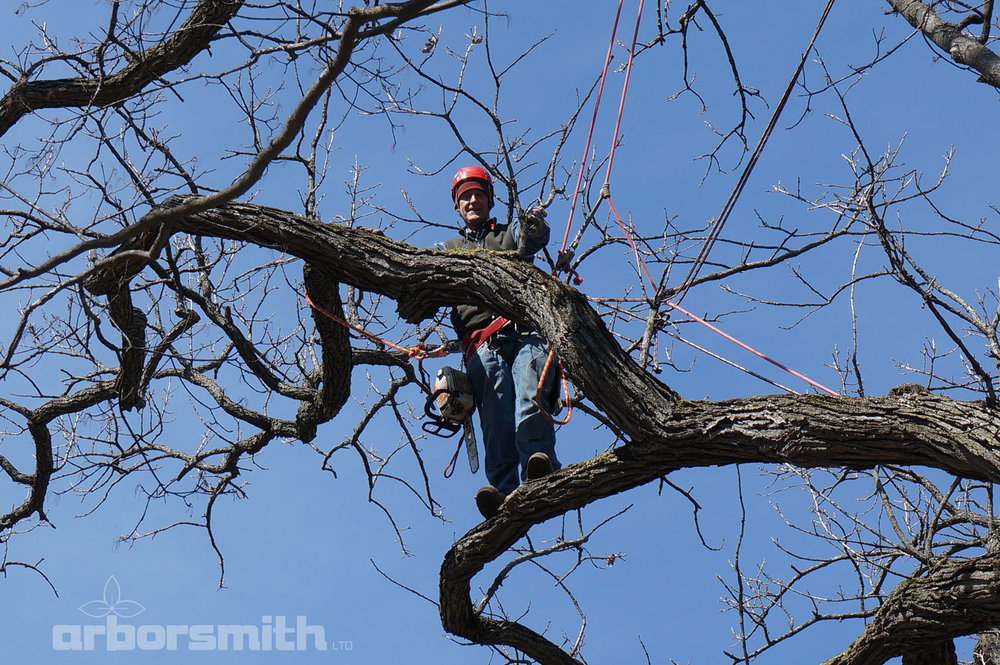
[453,180,493,208]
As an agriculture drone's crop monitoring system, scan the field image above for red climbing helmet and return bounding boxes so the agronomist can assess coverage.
[451,165,494,208]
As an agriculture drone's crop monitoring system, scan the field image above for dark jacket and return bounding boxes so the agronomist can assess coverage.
[442,218,549,340]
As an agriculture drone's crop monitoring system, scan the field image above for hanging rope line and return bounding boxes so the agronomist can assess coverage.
[673,0,839,306]
[557,0,646,265]
[443,438,464,478]
[664,296,838,395]
[607,196,839,396]
[603,0,646,186]
[559,0,628,257]
[304,2,843,413]
[672,332,799,395]
[547,0,840,397]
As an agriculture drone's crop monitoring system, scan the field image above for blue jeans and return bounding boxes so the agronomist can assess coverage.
[466,332,560,495]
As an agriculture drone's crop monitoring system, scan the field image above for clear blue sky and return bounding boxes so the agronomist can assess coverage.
[3,1,996,663]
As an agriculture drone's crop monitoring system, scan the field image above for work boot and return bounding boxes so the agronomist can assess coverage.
[526,452,553,481]
[475,485,504,519]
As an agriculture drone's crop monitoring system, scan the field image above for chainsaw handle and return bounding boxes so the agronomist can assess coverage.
[424,387,449,419]
[422,419,461,437]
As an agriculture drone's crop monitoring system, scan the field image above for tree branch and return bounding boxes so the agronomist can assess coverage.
[0,0,244,137]
[886,0,1000,88]
[826,552,1000,665]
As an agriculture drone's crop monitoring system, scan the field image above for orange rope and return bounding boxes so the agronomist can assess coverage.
[603,0,646,186]
[536,349,573,425]
[539,0,644,421]
[302,290,449,361]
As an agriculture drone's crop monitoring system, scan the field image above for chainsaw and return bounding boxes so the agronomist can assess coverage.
[423,365,479,473]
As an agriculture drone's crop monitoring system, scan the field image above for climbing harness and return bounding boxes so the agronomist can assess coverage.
[460,316,511,363]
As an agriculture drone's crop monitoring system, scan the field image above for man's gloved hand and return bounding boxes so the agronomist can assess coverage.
[521,205,548,239]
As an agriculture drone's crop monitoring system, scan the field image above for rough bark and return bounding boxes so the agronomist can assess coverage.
[159,197,682,437]
[109,284,148,411]
[297,263,352,442]
[825,553,1000,665]
[0,420,55,531]
[103,199,1000,485]
[975,630,1000,664]
[901,642,958,665]
[885,0,1000,88]
[902,640,958,665]
[1,1,996,661]
[440,395,1000,664]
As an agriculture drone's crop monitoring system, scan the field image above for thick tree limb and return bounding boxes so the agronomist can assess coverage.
[108,284,147,411]
[975,630,1000,665]
[439,391,1000,663]
[297,263,352,442]
[0,0,244,138]
[82,0,473,298]
[901,642,958,665]
[164,199,682,435]
[0,380,127,532]
[826,553,1000,665]
[886,0,1000,88]
[0,420,55,531]
[85,198,1000,482]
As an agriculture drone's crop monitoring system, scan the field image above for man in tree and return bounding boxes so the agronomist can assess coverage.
[440,166,560,519]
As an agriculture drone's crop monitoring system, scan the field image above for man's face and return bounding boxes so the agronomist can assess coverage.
[457,187,490,231]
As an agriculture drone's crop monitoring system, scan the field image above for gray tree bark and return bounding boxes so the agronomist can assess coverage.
[885,0,1000,88]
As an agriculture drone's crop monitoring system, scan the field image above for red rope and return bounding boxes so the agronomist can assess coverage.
[549,0,840,397]
[559,0,628,255]
[673,332,800,395]
[443,437,463,478]
[606,197,839,396]
[604,0,645,185]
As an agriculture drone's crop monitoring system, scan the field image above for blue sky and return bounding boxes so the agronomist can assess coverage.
[3,1,998,663]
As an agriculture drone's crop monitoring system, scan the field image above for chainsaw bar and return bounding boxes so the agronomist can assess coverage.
[463,420,479,474]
